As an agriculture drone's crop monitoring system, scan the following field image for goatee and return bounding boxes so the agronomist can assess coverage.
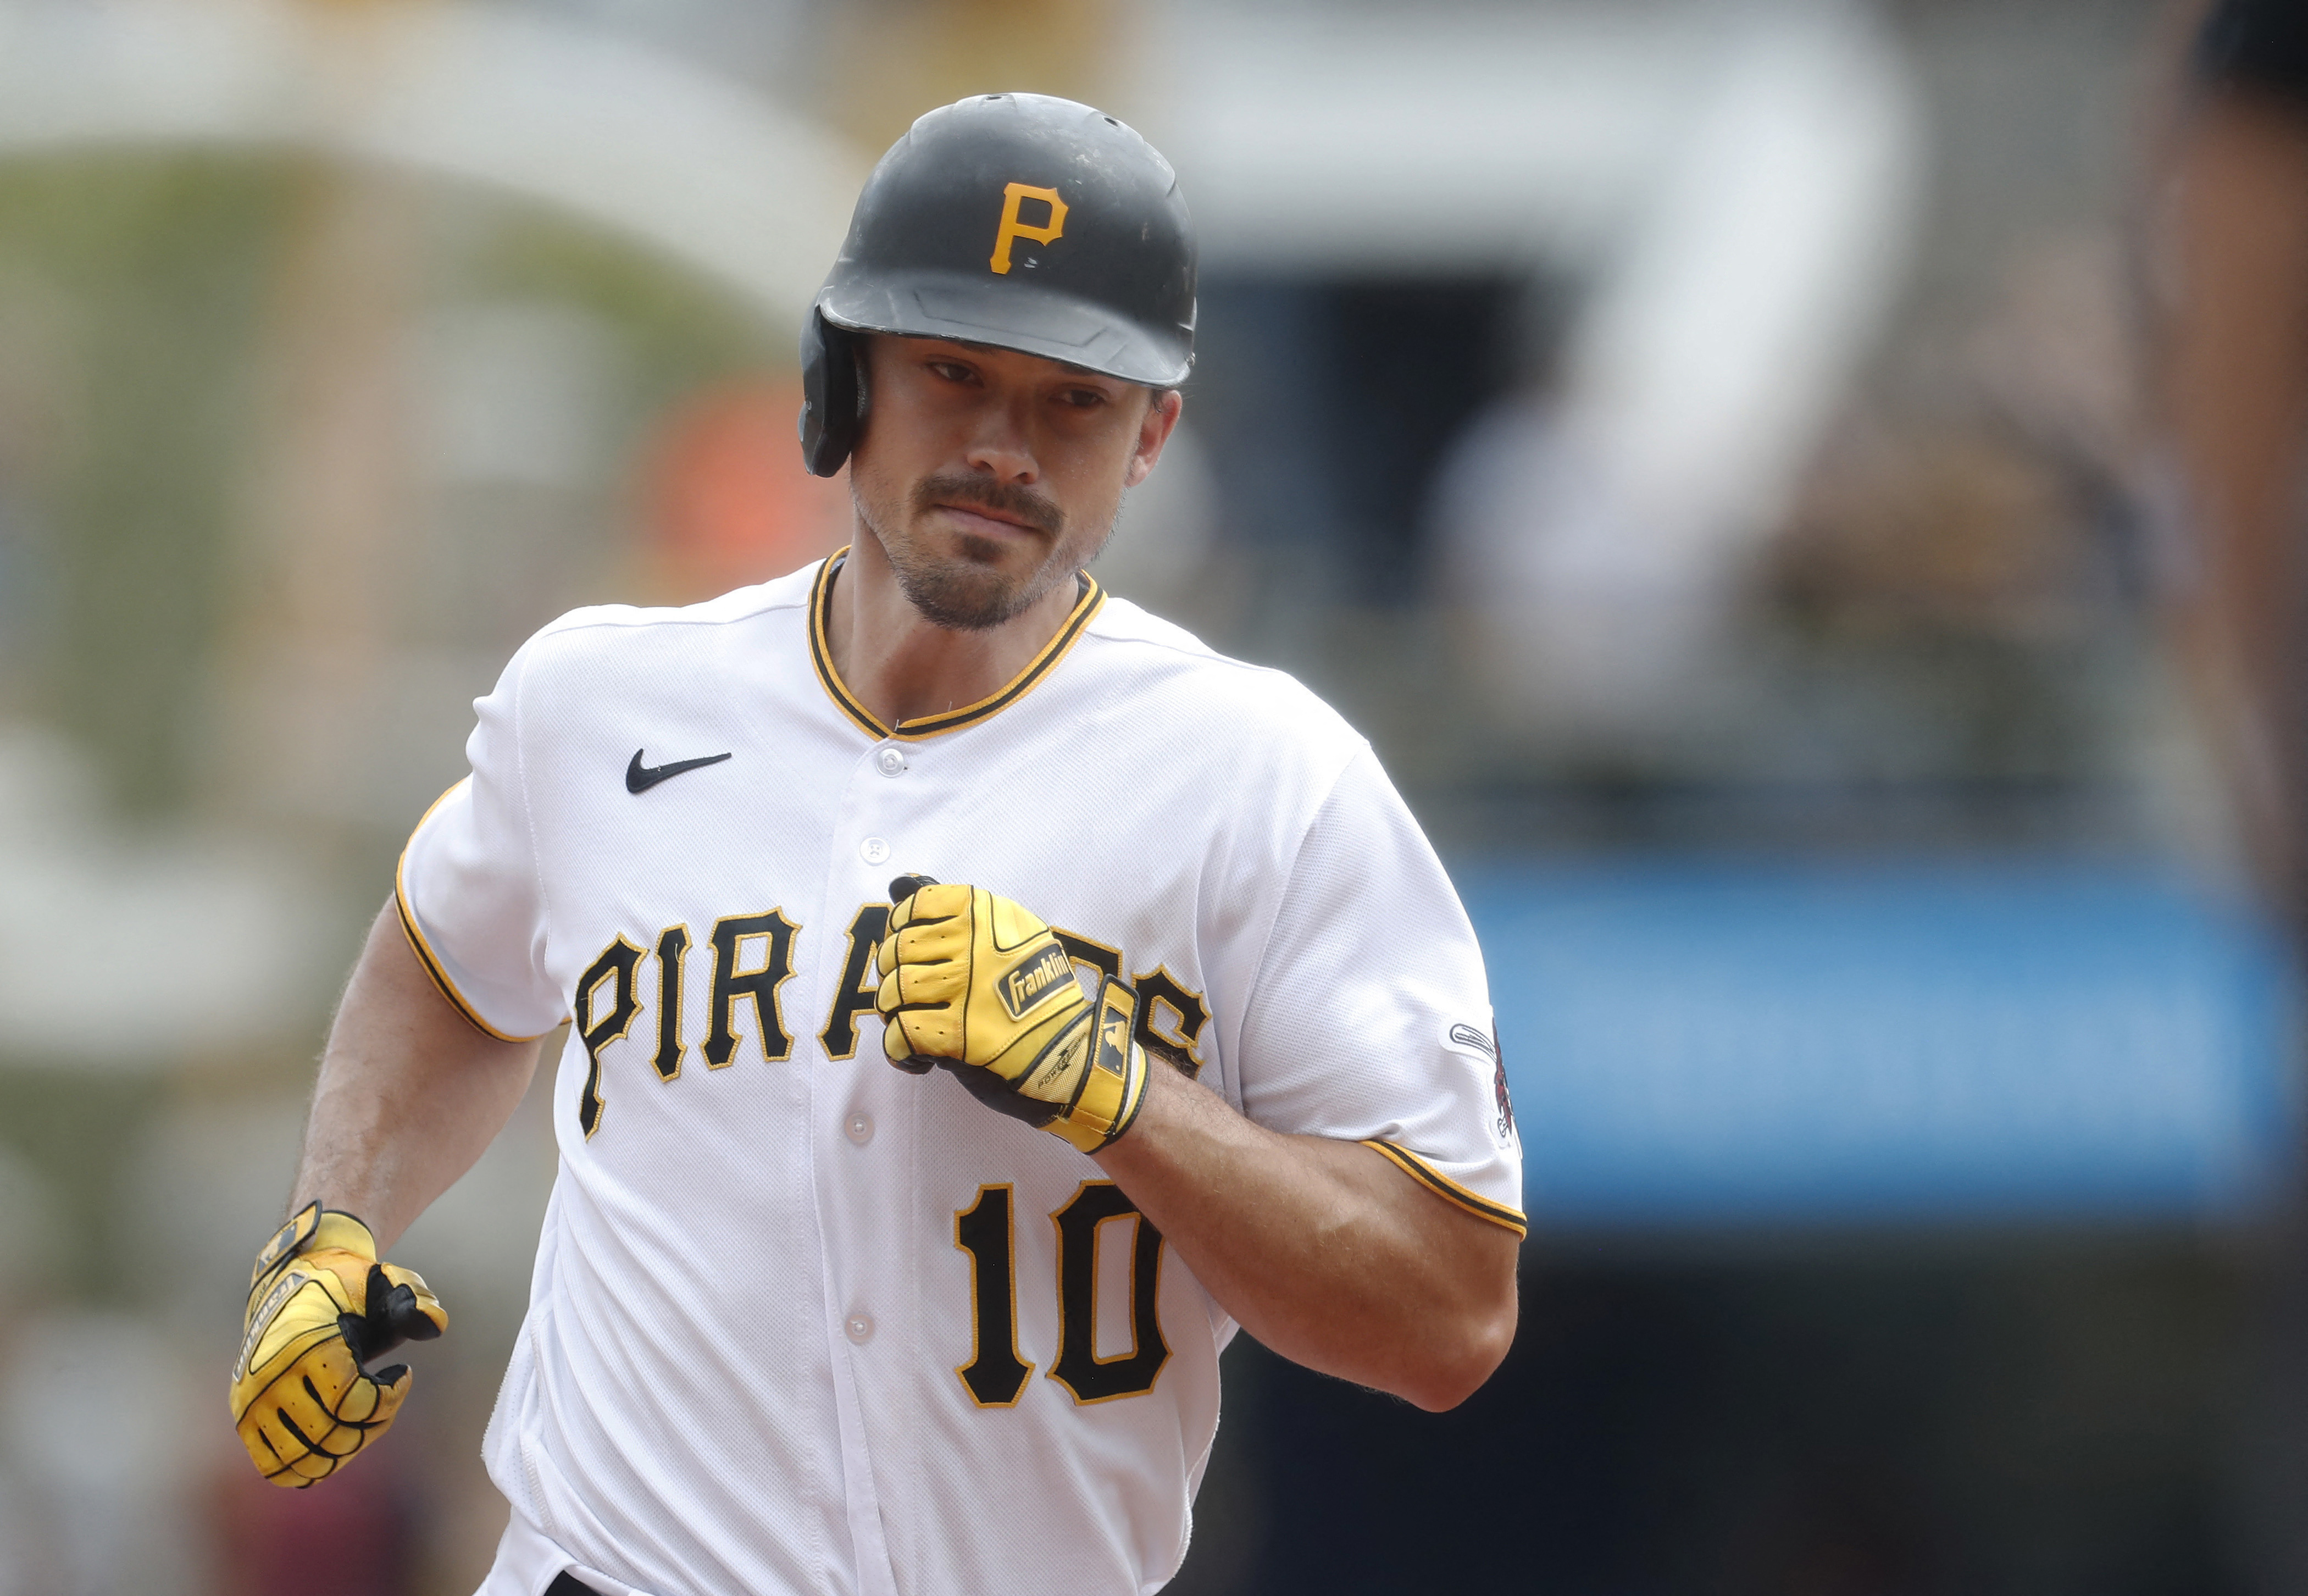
[861,473,1106,633]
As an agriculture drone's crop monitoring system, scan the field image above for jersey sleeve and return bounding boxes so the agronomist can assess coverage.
[395,639,564,1041]
[1231,746,1525,1237]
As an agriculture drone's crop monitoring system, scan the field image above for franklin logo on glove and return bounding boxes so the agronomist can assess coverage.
[1001,943,1077,1018]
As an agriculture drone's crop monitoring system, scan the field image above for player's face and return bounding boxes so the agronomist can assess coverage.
[848,335,1181,631]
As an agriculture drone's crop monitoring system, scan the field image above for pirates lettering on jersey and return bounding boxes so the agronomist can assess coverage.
[575,938,644,1139]
[652,925,691,1081]
[819,904,891,1061]
[1055,929,1122,981]
[566,901,1210,1144]
[704,911,800,1066]
[1131,967,1210,1079]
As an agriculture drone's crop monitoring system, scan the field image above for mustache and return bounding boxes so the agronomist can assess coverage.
[910,473,1064,537]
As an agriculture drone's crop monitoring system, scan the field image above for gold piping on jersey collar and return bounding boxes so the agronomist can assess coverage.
[808,547,1105,742]
[1360,1139,1529,1239]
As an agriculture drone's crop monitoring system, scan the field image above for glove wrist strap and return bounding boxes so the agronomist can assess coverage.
[1048,978,1150,1153]
[248,1201,379,1294]
[310,1209,380,1261]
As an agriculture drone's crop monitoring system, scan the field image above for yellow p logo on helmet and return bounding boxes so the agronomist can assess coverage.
[989,182,1067,274]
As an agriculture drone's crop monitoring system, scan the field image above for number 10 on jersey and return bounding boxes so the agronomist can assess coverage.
[955,1181,1169,1406]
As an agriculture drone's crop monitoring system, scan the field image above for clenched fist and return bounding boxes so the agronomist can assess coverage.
[229,1203,446,1487]
[877,878,1149,1152]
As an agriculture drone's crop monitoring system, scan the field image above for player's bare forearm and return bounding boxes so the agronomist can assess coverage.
[292,900,547,1249]
[1092,1061,1518,1411]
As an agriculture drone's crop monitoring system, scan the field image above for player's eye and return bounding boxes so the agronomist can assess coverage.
[927,361,976,384]
[1056,387,1107,410]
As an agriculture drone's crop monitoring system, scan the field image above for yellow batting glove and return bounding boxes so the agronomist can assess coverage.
[229,1202,446,1488]
[877,877,1149,1152]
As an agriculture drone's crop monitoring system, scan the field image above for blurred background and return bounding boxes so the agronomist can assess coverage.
[0,0,2294,1591]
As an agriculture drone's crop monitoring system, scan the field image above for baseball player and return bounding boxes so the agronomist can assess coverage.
[229,93,1523,1595]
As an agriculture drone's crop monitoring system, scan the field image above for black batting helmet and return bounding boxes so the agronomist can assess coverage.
[797,92,1197,478]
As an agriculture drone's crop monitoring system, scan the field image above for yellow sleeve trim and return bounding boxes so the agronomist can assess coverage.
[1361,1139,1528,1238]
[395,779,552,1045]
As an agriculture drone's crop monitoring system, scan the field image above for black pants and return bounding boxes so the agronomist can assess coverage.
[546,1577,601,1596]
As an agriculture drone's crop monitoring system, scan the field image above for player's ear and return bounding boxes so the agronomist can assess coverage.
[1124,387,1183,489]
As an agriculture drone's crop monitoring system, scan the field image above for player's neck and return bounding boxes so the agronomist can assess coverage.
[823,536,1084,730]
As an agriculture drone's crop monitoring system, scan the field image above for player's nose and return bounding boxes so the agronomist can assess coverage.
[959,394,1041,484]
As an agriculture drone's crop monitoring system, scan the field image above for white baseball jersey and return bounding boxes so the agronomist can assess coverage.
[398,552,1524,1596]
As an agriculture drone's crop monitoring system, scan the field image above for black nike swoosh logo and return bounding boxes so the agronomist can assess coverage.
[626,749,732,794]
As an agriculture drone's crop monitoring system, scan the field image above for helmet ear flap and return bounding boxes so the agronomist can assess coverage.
[798,308,864,478]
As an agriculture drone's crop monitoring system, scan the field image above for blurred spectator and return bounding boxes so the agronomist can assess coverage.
[2164,0,2308,933]
[1427,0,1921,742]
[2160,18,2308,1596]
[1771,419,2091,644]
[1771,231,2145,651]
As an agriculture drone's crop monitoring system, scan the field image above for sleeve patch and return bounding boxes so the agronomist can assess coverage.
[1441,1022,1517,1146]
[1443,1022,1496,1060]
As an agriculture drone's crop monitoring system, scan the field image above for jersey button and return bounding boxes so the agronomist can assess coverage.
[845,1111,874,1146]
[859,836,891,866]
[845,1311,875,1344]
[875,746,906,777]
